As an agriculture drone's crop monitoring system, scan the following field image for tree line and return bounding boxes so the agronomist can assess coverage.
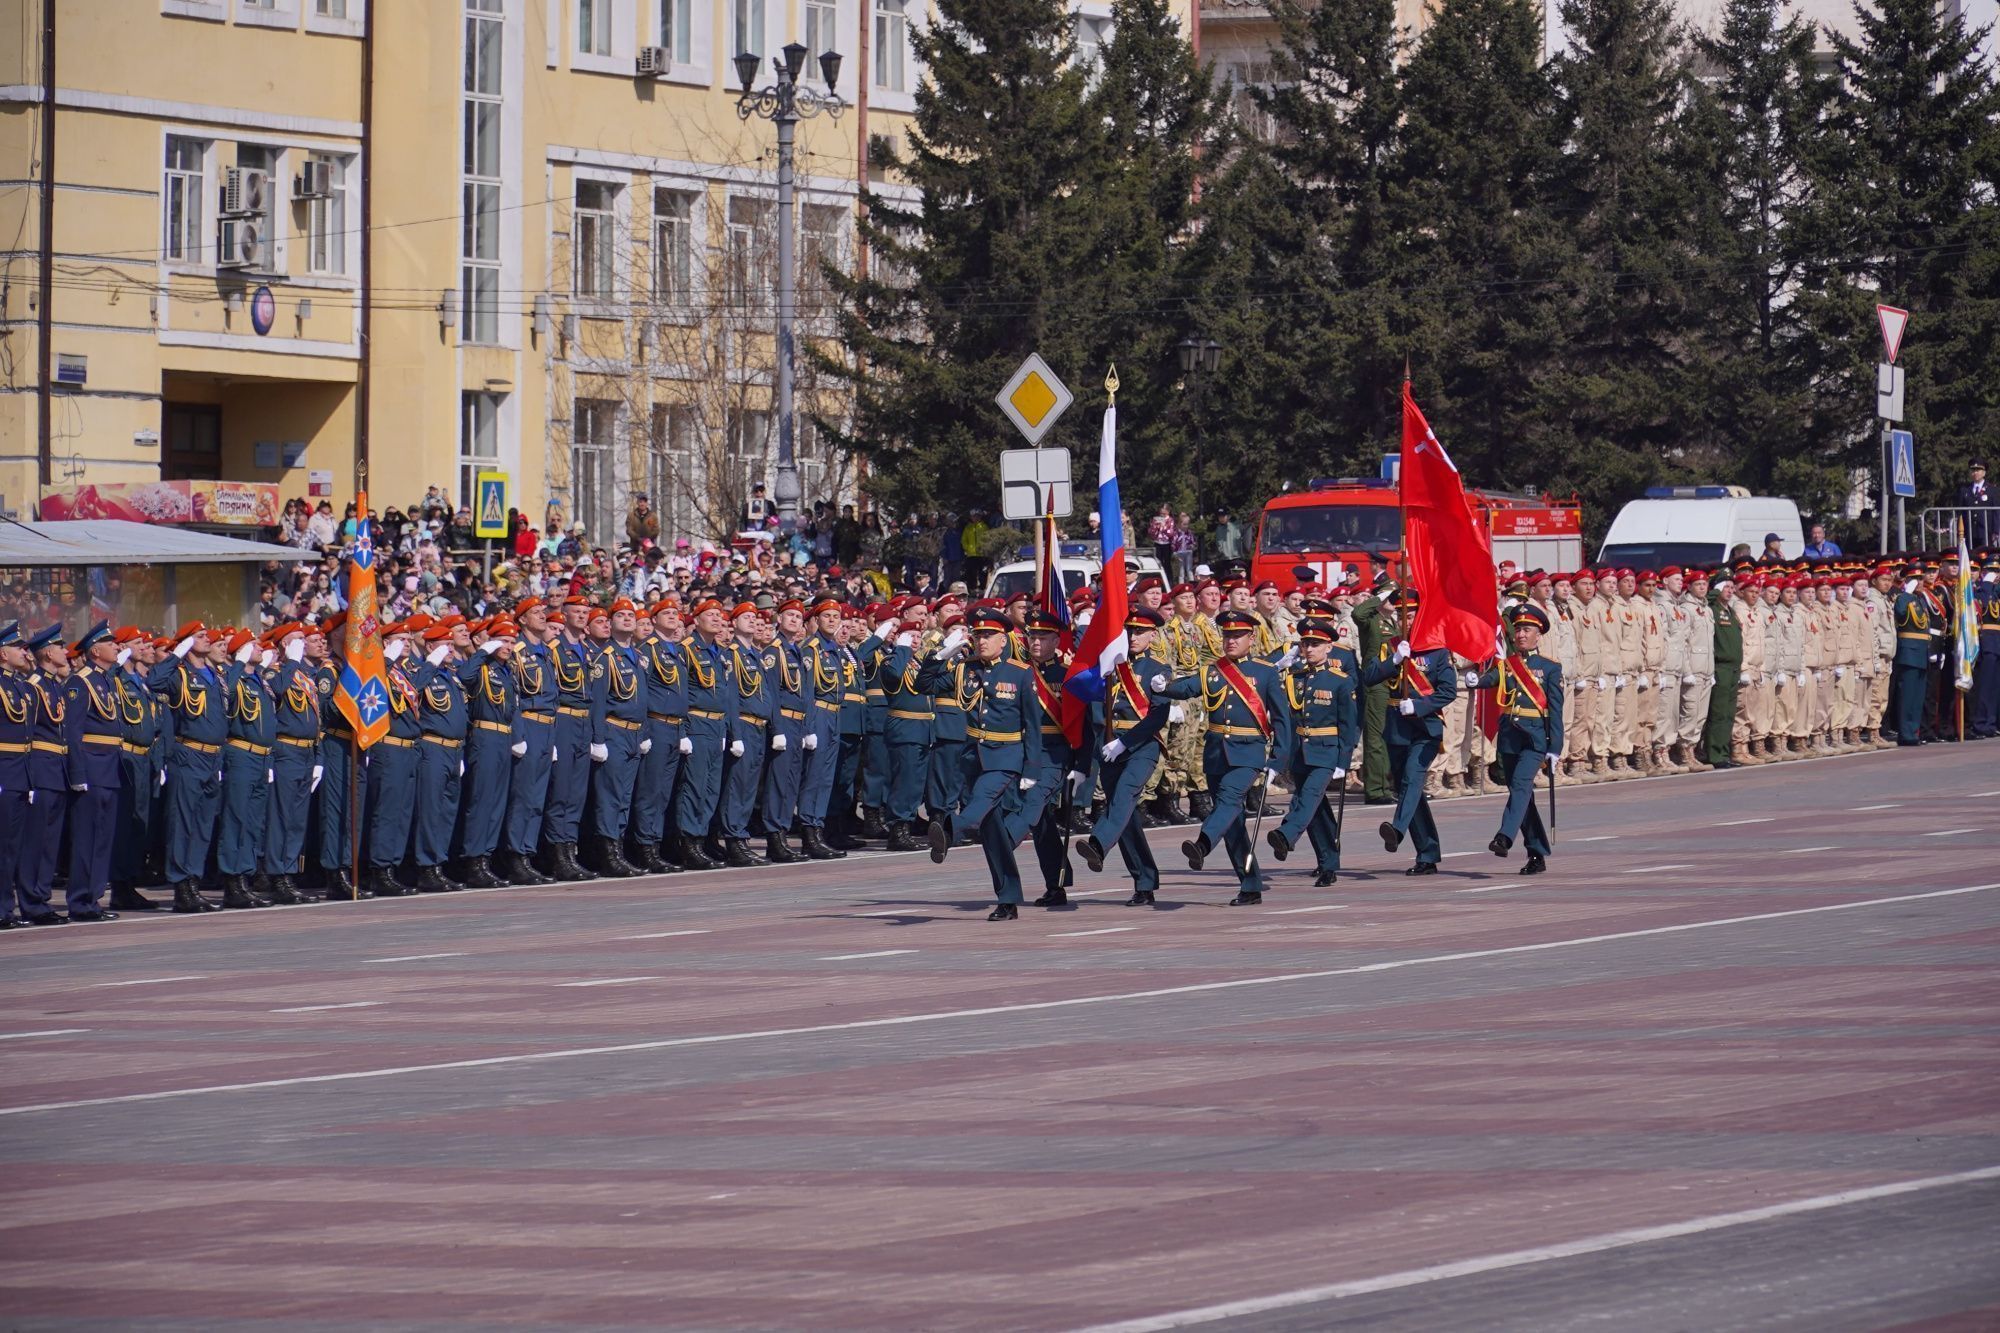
[817,0,1999,543]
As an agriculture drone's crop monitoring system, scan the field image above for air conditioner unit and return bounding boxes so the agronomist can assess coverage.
[219,166,270,218]
[217,217,263,269]
[637,45,670,76]
[293,159,332,200]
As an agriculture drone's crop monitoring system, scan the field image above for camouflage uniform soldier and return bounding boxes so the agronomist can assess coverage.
[1142,586,1221,822]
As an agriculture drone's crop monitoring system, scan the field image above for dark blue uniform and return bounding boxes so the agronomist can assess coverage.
[1478,653,1563,860]
[718,643,771,842]
[589,639,646,843]
[1973,580,2000,738]
[796,632,846,834]
[111,661,163,893]
[1084,662,1189,896]
[149,649,228,888]
[457,647,518,863]
[410,651,469,871]
[315,660,356,876]
[365,661,423,875]
[218,660,276,880]
[541,633,596,848]
[1004,657,1077,896]
[1891,588,1931,745]
[18,661,69,917]
[1271,650,1360,877]
[62,664,125,914]
[926,649,969,828]
[881,637,934,837]
[1190,657,1295,895]
[0,636,33,923]
[676,633,736,848]
[917,650,1044,905]
[860,640,892,820]
[761,636,810,847]
[1360,647,1457,867]
[506,639,559,860]
[830,633,877,845]
[631,634,688,855]
[266,655,322,882]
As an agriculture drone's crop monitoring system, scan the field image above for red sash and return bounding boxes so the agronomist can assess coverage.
[1215,660,1272,737]
[1401,657,1434,697]
[1113,662,1151,720]
[1030,667,1061,722]
[1506,654,1549,712]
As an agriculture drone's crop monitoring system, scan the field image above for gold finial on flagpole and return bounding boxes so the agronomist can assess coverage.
[1105,364,1119,405]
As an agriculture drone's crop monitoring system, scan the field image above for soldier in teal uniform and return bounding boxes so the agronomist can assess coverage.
[1074,608,1197,907]
[1359,591,1459,875]
[1182,609,1295,905]
[217,629,275,908]
[925,608,970,839]
[0,622,35,928]
[502,599,562,885]
[628,599,688,874]
[794,597,855,859]
[60,621,125,921]
[409,621,471,891]
[1265,616,1359,887]
[716,603,773,867]
[1973,556,2000,738]
[1891,566,1932,746]
[880,604,935,851]
[263,623,322,903]
[761,599,812,864]
[453,617,520,888]
[856,601,895,840]
[1015,610,1079,907]
[1478,604,1564,875]
[540,596,597,880]
[149,622,227,914]
[674,598,736,870]
[312,613,362,900]
[364,620,427,898]
[918,607,1046,920]
[828,605,889,850]
[584,599,645,877]
[107,628,164,911]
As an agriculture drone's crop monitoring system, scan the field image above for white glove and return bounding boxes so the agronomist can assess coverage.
[1101,738,1126,762]
[1399,698,1416,715]
[590,742,608,762]
[385,639,408,662]
[1596,675,1610,690]
[873,620,896,641]
[1168,704,1186,723]
[426,644,451,666]
[261,649,278,670]
[266,768,275,784]
[234,643,256,665]
[1544,752,1559,769]
[1462,671,1479,688]
[1613,674,1627,688]
[284,639,305,662]
[729,739,745,757]
[1264,768,1280,784]
[551,745,560,763]
[311,764,323,790]
[1393,640,1411,662]
[480,639,502,655]
[1775,671,1789,685]
[679,736,693,755]
[510,741,527,757]
[70,782,87,792]
[1149,674,1168,692]
[802,732,818,750]
[158,769,167,788]
[1834,666,1846,679]
[173,637,195,659]
[1276,649,1297,670]
[116,648,131,666]
[639,737,653,755]
[27,790,33,805]
[458,760,465,776]
[935,629,967,659]
[895,631,916,648]
[771,733,787,752]
[1066,769,1087,794]
[1330,767,1346,780]
[1018,777,1036,791]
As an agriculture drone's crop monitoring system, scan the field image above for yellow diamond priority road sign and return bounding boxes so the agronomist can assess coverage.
[996,353,1073,445]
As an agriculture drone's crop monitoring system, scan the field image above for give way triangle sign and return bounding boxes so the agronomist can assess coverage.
[1878,304,1909,363]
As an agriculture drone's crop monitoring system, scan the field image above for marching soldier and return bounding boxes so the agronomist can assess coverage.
[60,622,124,921]
[1181,608,1295,905]
[1016,608,1079,906]
[217,629,275,909]
[628,599,689,874]
[857,602,895,841]
[926,606,970,837]
[717,603,773,867]
[263,623,322,903]
[830,605,891,849]
[1479,604,1563,875]
[1073,607,1191,907]
[1265,616,1358,887]
[674,599,735,871]
[583,599,646,877]
[503,599,563,884]
[919,607,1045,920]
[454,617,520,888]
[1361,598,1459,874]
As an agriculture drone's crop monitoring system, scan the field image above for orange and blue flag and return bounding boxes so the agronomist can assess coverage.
[334,491,392,748]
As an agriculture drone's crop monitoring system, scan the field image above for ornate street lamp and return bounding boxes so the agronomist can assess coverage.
[1177,336,1223,527]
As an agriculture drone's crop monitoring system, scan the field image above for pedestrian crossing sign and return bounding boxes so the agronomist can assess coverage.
[1889,431,1916,499]
[475,471,508,539]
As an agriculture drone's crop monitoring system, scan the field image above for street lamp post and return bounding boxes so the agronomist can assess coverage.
[736,43,844,533]
[1176,335,1222,548]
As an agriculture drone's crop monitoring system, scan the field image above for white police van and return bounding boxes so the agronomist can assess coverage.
[1598,486,1805,569]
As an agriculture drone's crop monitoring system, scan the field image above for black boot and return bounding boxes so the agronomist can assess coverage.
[171,880,209,914]
[1188,790,1215,821]
[220,875,265,909]
[109,883,162,912]
[825,815,864,851]
[987,903,1019,921]
[324,866,361,899]
[626,841,671,875]
[367,866,416,897]
[1379,820,1403,853]
[679,835,723,871]
[415,864,459,893]
[1488,832,1512,858]
[651,841,685,873]
[263,874,307,905]
[1266,828,1292,862]
[1125,889,1156,907]
[885,821,920,852]
[1312,870,1338,887]
[1182,833,1211,871]
[1156,795,1185,825]
[550,843,593,882]
[459,856,507,888]
[766,832,802,864]
[1033,886,1069,907]
[506,850,554,885]
[801,827,845,860]
[1075,835,1106,873]
[1519,854,1547,876]
[591,837,641,878]
[1229,888,1263,906]
[926,820,950,864]
[859,807,889,839]
[723,837,764,868]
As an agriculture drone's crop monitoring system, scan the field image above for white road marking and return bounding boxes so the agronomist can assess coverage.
[850,911,912,918]
[1717,817,1774,826]
[0,1029,92,1041]
[817,950,917,961]
[1968,789,2000,798]
[1072,1165,2000,1332]
[1851,803,1902,811]
[617,929,713,939]
[1620,864,1693,874]
[1266,905,1344,915]
[1067,888,1126,897]
[1570,835,1618,842]
[556,977,660,988]
[8,883,1994,1118]
[1788,845,1840,854]
[1456,884,1517,894]
[91,976,206,988]
[271,1002,381,1014]
[1922,828,1977,837]
[1051,927,1137,937]
[1441,851,1483,859]
[364,952,465,963]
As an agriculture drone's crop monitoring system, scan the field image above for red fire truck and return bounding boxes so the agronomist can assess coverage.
[1251,477,1585,592]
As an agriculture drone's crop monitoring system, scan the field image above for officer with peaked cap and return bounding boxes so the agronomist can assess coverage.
[1182,609,1295,905]
[1073,607,1195,907]
[107,627,164,910]
[262,623,322,903]
[1478,604,1563,875]
[149,622,227,913]
[0,621,34,927]
[60,621,127,920]
[216,629,275,909]
[1360,591,1458,874]
[1264,616,1358,887]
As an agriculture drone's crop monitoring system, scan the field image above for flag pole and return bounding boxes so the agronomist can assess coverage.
[345,462,366,901]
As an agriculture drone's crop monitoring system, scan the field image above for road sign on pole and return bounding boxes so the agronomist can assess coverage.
[474,471,509,539]
[1877,304,1908,364]
[995,353,1074,445]
[999,447,1073,520]
[1877,362,1905,421]
[1889,430,1916,499]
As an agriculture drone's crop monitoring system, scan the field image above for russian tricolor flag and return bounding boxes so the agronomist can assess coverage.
[1062,400,1128,742]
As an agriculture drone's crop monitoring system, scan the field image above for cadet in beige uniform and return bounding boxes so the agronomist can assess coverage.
[1863,566,1897,746]
[1575,571,1612,779]
[1677,571,1715,771]
[1633,569,1667,772]
[1540,573,1584,785]
[1651,567,1689,772]
[1800,579,1827,749]
[1828,580,1860,750]
[1610,571,1644,775]
[1770,578,1808,755]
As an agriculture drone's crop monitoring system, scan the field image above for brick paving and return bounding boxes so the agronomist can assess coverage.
[0,743,1995,1330]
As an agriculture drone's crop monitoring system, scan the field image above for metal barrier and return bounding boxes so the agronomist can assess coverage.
[1920,507,2000,550]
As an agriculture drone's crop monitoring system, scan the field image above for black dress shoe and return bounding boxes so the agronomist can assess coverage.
[1266,828,1292,862]
[1125,889,1156,907]
[108,884,161,912]
[21,913,68,926]
[1406,861,1438,876]
[926,820,950,864]
[1075,835,1106,873]
[1182,834,1210,871]
[1312,870,1338,887]
[1379,820,1403,853]
[1189,791,1215,820]
[885,822,920,853]
[1519,854,1547,876]
[1488,832,1512,857]
[0,917,15,930]
[1229,890,1262,906]
[67,909,118,923]
[1033,886,1069,907]
[987,903,1019,921]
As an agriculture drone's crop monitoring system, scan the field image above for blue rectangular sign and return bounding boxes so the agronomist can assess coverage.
[1889,430,1915,500]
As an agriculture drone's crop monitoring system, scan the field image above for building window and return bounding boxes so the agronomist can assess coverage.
[730,0,764,58]
[1226,62,1279,144]
[307,155,349,275]
[460,391,501,512]
[653,187,695,306]
[1075,13,1112,78]
[800,201,844,316]
[575,181,619,298]
[234,144,281,270]
[579,0,613,55]
[725,195,774,306]
[726,408,769,459]
[572,399,617,542]
[649,402,698,537]
[803,0,835,58]
[164,136,206,263]
[163,403,223,481]
[462,0,503,342]
[658,0,691,63]
[873,0,906,92]
[314,0,346,15]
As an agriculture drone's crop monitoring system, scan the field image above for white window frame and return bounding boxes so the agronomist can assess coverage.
[574,0,633,74]
[460,391,503,513]
[571,398,620,543]
[649,400,701,541]
[162,0,227,20]
[649,0,711,83]
[305,0,365,37]
[724,192,777,310]
[234,0,298,30]
[572,174,627,306]
[305,153,352,275]
[462,0,505,343]
[1073,5,1113,82]
[870,0,918,113]
[728,0,772,64]
[163,135,210,267]
[797,196,847,328]
[796,0,857,101]
[651,184,701,315]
